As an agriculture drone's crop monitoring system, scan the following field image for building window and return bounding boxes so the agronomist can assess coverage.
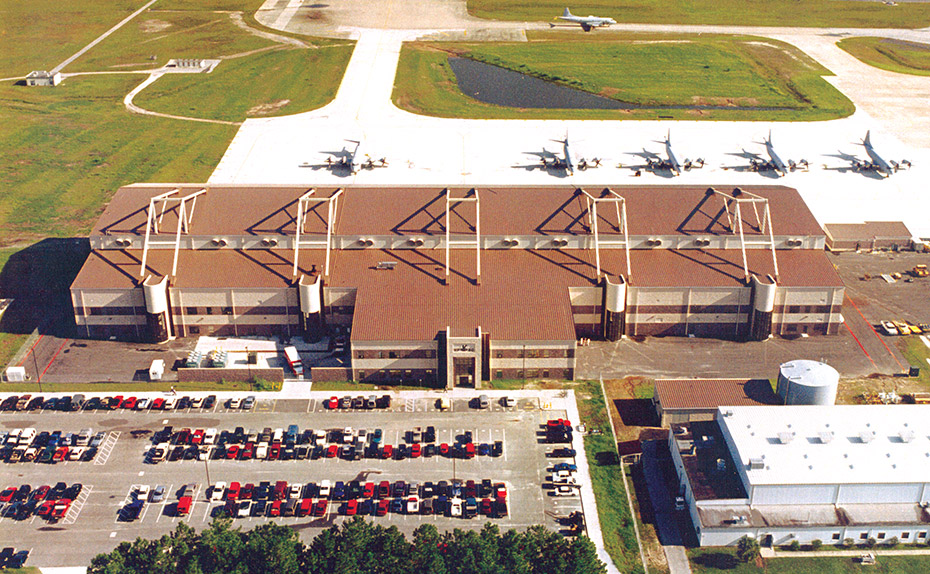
[389,351,397,359]
[495,370,503,379]
[877,532,885,539]
[222,307,233,315]
[357,352,365,359]
[189,326,200,334]
[542,349,549,357]
[205,307,214,315]
[786,324,797,333]
[516,370,523,378]
[860,533,869,540]
[358,371,365,379]
[496,352,503,358]
[429,350,436,358]
[527,370,538,378]
[919,532,927,539]
[186,307,197,314]
[902,532,910,539]
[832,533,840,541]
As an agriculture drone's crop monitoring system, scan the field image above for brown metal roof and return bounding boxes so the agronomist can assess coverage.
[93,184,825,239]
[329,249,580,342]
[71,249,324,290]
[655,379,781,410]
[824,221,913,242]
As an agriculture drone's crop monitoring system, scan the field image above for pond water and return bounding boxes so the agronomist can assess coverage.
[448,57,792,112]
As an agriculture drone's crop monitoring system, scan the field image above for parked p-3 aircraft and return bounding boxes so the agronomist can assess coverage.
[645,131,704,176]
[853,130,911,177]
[539,136,601,175]
[553,8,616,31]
[747,130,807,177]
[323,140,388,175]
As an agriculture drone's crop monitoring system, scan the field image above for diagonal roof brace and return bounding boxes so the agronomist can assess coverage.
[581,187,631,281]
[445,188,480,285]
[293,187,343,278]
[708,187,779,282]
[139,188,207,278]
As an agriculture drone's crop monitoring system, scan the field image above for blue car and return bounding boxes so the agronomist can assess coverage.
[390,498,404,514]
[333,481,346,500]
[553,463,578,472]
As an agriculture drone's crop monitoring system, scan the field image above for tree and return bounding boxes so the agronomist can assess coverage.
[735,536,760,563]
[810,539,822,551]
[566,536,607,574]
[196,518,246,574]
[243,522,303,574]
[411,524,447,574]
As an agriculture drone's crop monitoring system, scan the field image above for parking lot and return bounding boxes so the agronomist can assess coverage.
[0,394,585,567]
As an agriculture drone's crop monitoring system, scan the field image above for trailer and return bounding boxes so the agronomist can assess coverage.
[283,346,303,377]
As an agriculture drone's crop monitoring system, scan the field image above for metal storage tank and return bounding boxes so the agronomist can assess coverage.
[776,360,838,405]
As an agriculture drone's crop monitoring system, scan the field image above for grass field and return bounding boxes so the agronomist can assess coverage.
[136,45,352,122]
[838,37,930,76]
[689,547,930,573]
[467,0,930,29]
[900,336,930,386]
[576,380,645,574]
[393,33,854,121]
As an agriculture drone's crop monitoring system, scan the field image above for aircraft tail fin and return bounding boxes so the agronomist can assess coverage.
[863,130,872,147]
[562,7,572,17]
[766,129,773,145]
[666,129,672,144]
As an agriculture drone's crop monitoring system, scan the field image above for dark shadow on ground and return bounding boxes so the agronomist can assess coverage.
[744,378,782,404]
[0,238,90,338]
[614,398,658,427]
[691,551,740,570]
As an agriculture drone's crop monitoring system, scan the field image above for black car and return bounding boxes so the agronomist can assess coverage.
[424,444,436,458]
[552,447,577,457]
[333,481,346,500]
[378,395,392,409]
[311,445,323,460]
[436,481,449,497]
[251,499,267,517]
[8,549,28,568]
[57,396,72,411]
[424,426,436,443]
[168,446,184,461]
[0,547,13,566]
[395,444,408,460]
[64,483,83,499]
[178,396,191,409]
[43,397,58,410]
[352,397,365,409]
[14,485,31,502]
[480,479,493,498]
[26,396,44,411]
[422,482,435,498]
[463,430,473,444]
[491,441,503,457]
[392,481,406,497]
[302,483,317,498]
[203,395,216,409]
[49,482,68,499]
[256,482,272,500]
[124,500,144,521]
[296,446,309,460]
[13,503,32,521]
[34,431,50,448]
[347,481,363,499]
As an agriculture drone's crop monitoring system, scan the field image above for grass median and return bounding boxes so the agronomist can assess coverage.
[394,33,853,121]
[467,0,930,28]
[576,380,645,574]
[838,37,930,77]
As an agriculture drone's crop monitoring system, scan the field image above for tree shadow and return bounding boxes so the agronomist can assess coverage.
[692,552,740,570]
[613,398,658,427]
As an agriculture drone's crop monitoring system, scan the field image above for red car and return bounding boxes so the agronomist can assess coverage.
[122,397,137,409]
[298,498,312,517]
[36,499,55,517]
[378,481,390,498]
[381,445,393,459]
[327,396,339,409]
[440,443,450,456]
[274,481,288,500]
[241,443,254,460]
[363,482,375,498]
[343,499,358,516]
[191,429,205,445]
[0,487,16,502]
[268,500,282,517]
[376,499,389,516]
[464,442,475,459]
[480,498,492,515]
[495,484,507,500]
[152,398,165,409]
[241,484,254,500]
[547,418,571,429]
[53,447,69,462]
[410,444,421,458]
[269,444,281,460]
[227,482,240,501]
[226,445,240,459]
[177,496,192,516]
[51,499,72,521]
[312,499,327,517]
[32,485,50,501]
[326,445,338,458]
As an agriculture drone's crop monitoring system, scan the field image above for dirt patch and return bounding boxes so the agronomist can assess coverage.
[247,99,291,116]
[140,19,172,33]
[837,374,927,404]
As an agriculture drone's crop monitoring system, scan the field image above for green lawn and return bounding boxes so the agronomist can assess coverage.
[690,547,930,573]
[467,0,930,28]
[136,44,353,122]
[576,380,645,574]
[393,33,854,121]
[900,336,930,385]
[838,37,930,76]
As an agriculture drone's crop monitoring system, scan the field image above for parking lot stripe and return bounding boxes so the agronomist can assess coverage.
[94,431,121,465]
[62,484,92,525]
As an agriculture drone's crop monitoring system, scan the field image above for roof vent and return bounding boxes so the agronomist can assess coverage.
[358,238,375,247]
[645,238,663,247]
[261,237,278,246]
[748,458,765,470]
[777,431,795,444]
[818,431,834,444]
[502,238,519,247]
[722,409,734,417]
[408,238,424,247]
[211,237,228,247]
[694,238,711,247]
[552,238,569,247]
[375,261,397,270]
[860,430,876,443]
[900,429,916,443]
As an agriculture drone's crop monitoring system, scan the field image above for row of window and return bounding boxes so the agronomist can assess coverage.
[356,350,437,359]
[784,305,833,314]
[851,531,925,540]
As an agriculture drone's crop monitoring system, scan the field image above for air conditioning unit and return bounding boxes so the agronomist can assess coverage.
[211,237,228,247]
[261,237,278,246]
[646,238,663,247]
[553,238,569,247]
[407,238,424,247]
[358,238,374,247]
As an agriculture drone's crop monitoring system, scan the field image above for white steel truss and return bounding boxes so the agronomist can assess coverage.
[582,188,631,280]
[139,188,207,278]
[709,187,779,282]
[293,188,343,278]
[445,188,481,284]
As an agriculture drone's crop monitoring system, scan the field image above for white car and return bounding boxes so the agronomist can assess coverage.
[449,497,463,517]
[211,482,227,501]
[163,396,177,410]
[198,446,212,461]
[136,398,150,410]
[319,480,332,499]
[407,496,419,514]
[227,397,242,409]
[237,500,251,517]
[553,485,577,497]
[190,396,204,409]
[204,428,217,445]
[136,485,150,500]
[289,483,302,499]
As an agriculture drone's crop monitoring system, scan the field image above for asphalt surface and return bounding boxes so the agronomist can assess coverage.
[0,397,583,568]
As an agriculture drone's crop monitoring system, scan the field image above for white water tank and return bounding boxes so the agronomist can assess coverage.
[604,277,626,313]
[776,360,838,406]
[299,274,322,314]
[143,275,169,314]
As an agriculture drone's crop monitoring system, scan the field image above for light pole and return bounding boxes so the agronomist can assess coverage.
[246,346,252,391]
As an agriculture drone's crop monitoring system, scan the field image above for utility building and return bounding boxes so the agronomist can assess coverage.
[672,406,930,547]
[71,184,843,387]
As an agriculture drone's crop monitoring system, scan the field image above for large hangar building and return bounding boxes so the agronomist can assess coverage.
[70,184,844,386]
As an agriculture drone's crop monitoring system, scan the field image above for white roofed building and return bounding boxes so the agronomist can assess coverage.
[671,405,930,547]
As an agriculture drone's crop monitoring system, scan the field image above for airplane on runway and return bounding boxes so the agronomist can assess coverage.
[852,130,911,177]
[318,140,388,174]
[538,136,601,175]
[745,130,807,177]
[553,8,616,31]
[643,131,704,176]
